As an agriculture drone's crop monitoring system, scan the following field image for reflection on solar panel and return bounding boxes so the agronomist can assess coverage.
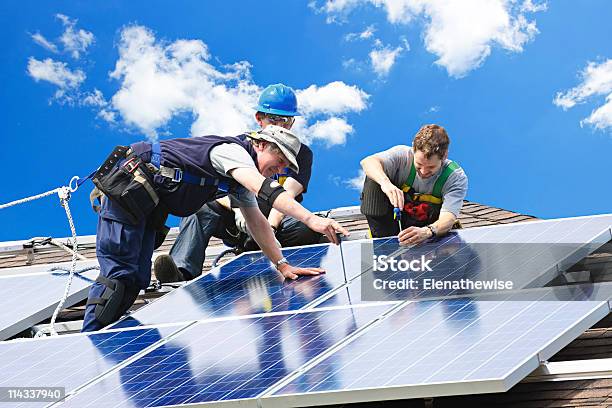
[264,285,612,407]
[48,304,393,407]
[111,244,347,329]
[0,324,187,407]
[315,215,612,307]
[0,260,99,340]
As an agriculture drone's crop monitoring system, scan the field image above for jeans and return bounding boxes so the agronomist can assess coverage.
[169,203,321,279]
[82,197,156,332]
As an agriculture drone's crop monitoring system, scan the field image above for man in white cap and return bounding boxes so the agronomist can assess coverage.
[82,124,348,332]
[155,83,320,284]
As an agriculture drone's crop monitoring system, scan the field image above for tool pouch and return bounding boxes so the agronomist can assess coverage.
[360,176,392,217]
[92,145,159,225]
[402,200,441,228]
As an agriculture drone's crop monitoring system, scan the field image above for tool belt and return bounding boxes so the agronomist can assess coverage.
[92,145,160,225]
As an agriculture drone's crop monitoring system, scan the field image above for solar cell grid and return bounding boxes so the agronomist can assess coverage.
[0,324,187,408]
[58,304,392,407]
[265,285,612,407]
[112,243,346,329]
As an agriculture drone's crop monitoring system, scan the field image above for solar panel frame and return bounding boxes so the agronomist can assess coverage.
[0,260,99,340]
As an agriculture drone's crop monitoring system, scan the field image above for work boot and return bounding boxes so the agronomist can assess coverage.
[154,255,186,283]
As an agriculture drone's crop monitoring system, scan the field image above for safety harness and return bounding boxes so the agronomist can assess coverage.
[400,159,459,226]
[150,143,229,192]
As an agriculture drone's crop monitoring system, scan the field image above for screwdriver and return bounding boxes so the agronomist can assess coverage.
[393,207,402,233]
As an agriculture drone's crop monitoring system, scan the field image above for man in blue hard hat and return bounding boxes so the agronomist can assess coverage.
[154,83,321,283]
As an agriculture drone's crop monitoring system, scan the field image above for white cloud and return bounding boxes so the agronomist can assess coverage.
[31,32,58,53]
[316,0,546,77]
[106,25,257,139]
[27,57,85,101]
[554,59,612,131]
[81,88,106,107]
[293,81,369,146]
[521,0,547,12]
[56,13,94,59]
[296,117,354,146]
[369,43,405,77]
[344,169,365,190]
[105,26,369,144]
[98,109,117,123]
[345,25,376,41]
[297,81,369,116]
[81,89,117,123]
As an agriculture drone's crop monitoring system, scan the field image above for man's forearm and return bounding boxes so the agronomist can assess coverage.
[243,208,283,264]
[267,208,285,230]
[270,191,313,226]
[361,156,391,186]
[432,211,456,236]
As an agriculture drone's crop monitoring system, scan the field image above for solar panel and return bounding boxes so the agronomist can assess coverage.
[314,215,612,306]
[0,260,99,340]
[263,284,612,407]
[1,215,606,407]
[0,323,188,407]
[111,243,348,329]
[56,304,393,407]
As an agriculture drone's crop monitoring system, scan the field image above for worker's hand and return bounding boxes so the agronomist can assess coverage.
[277,263,326,280]
[398,226,433,246]
[234,209,248,234]
[305,216,349,245]
[381,181,404,209]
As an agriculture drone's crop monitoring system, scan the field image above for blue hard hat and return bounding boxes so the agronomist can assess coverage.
[255,83,300,116]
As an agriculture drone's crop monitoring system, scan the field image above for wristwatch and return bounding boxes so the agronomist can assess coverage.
[275,257,289,270]
[426,224,437,237]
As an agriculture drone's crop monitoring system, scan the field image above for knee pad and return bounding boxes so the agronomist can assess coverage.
[87,276,127,327]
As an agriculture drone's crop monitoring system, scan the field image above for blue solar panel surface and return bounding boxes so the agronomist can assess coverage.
[0,261,99,340]
[112,244,348,329]
[319,216,612,307]
[268,286,612,406]
[0,324,186,407]
[59,304,392,407]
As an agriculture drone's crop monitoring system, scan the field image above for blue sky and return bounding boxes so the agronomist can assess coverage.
[0,0,611,242]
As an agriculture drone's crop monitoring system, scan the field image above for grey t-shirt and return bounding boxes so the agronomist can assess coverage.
[209,143,258,207]
[374,145,468,216]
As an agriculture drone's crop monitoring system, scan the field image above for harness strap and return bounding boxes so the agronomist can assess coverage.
[151,142,229,191]
[402,157,459,201]
[432,161,459,198]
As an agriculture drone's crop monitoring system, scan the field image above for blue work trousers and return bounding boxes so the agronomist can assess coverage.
[170,203,320,279]
[82,198,156,332]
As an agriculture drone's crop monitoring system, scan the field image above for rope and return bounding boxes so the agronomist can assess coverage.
[0,188,60,210]
[0,177,89,337]
[50,239,88,261]
[47,188,79,336]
